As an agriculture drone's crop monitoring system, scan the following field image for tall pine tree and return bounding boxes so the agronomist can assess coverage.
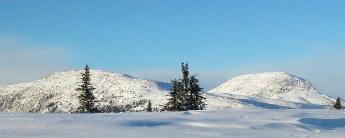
[180,63,190,111]
[189,75,206,110]
[76,65,97,113]
[334,97,342,110]
[165,62,206,111]
[165,79,181,111]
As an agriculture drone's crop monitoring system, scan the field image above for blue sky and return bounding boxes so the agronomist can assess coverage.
[0,1,345,97]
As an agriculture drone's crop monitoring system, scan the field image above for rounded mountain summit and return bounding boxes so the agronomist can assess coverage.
[209,72,333,105]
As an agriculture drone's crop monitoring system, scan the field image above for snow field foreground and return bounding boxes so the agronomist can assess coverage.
[0,109,345,138]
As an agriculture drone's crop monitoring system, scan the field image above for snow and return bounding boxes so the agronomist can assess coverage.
[205,93,329,110]
[0,109,345,138]
[0,70,172,113]
[0,71,337,113]
[209,72,334,105]
[0,71,343,137]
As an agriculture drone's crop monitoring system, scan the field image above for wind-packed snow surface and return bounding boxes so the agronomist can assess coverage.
[0,109,345,138]
[0,71,336,112]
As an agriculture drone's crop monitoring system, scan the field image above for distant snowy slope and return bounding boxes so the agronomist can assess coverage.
[205,93,327,110]
[0,71,336,113]
[0,70,171,113]
[209,72,334,105]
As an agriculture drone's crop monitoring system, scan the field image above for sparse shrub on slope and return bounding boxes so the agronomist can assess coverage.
[333,97,343,110]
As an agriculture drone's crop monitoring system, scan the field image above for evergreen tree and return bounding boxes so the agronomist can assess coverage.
[334,97,342,110]
[175,80,186,111]
[165,79,181,111]
[180,63,190,111]
[165,62,206,111]
[189,75,206,110]
[76,65,97,113]
[147,101,152,112]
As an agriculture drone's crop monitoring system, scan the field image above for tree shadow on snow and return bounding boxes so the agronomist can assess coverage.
[299,118,345,130]
[122,120,173,127]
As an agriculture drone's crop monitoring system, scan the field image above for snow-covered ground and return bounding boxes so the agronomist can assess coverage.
[0,109,344,138]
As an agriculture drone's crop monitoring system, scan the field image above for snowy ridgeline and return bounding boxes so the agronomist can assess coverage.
[0,109,345,138]
[0,70,337,113]
[0,70,172,113]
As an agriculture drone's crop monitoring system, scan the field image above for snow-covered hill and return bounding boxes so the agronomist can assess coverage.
[0,70,171,113]
[0,71,336,113]
[209,72,334,106]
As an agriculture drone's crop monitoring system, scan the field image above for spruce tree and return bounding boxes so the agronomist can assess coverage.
[165,79,180,111]
[165,62,206,111]
[189,75,206,110]
[76,65,97,113]
[147,101,152,112]
[175,80,186,111]
[334,97,342,110]
[180,63,190,111]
